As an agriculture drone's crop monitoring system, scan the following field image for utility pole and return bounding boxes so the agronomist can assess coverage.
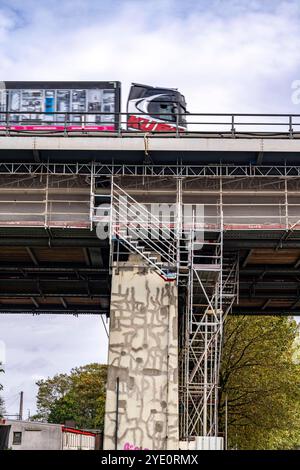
[225,394,228,450]
[114,377,119,450]
[18,391,24,421]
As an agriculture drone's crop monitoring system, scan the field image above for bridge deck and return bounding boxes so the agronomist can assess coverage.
[1,135,300,165]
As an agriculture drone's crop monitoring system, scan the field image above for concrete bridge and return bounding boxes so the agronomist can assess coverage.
[1,132,300,449]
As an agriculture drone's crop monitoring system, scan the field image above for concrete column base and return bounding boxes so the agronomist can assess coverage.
[104,255,179,450]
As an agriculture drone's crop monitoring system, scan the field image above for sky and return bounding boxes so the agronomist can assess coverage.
[1,0,300,416]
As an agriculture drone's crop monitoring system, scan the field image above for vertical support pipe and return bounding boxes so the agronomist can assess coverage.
[289,115,293,139]
[185,225,193,439]
[109,174,114,275]
[176,111,179,138]
[189,212,195,332]
[218,207,224,437]
[165,283,171,450]
[285,176,289,231]
[89,163,95,231]
[176,178,182,284]
[114,377,119,450]
[203,321,208,436]
[64,112,68,137]
[214,315,219,436]
[44,172,49,228]
[118,111,122,136]
[225,393,228,450]
[231,115,235,138]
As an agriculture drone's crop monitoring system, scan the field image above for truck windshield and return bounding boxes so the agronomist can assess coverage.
[148,99,176,122]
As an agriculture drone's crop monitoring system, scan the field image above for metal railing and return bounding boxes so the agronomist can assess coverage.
[1,111,300,137]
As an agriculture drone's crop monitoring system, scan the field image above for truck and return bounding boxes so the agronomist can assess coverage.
[0,81,187,133]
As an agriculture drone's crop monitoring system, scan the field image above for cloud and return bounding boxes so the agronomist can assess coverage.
[0,0,299,112]
[1,315,108,415]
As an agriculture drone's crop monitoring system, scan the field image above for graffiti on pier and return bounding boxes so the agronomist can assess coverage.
[104,258,178,450]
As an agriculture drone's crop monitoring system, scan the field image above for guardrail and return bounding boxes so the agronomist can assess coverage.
[1,111,300,137]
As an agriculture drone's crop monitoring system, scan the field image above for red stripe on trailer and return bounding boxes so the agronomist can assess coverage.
[62,427,96,437]
[223,223,300,230]
[4,125,115,132]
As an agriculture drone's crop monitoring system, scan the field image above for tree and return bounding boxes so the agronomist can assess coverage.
[34,363,107,429]
[33,318,300,447]
[219,316,300,450]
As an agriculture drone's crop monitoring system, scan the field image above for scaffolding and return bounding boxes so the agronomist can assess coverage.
[2,161,300,235]
[179,223,239,439]
[2,161,300,178]
[107,179,239,441]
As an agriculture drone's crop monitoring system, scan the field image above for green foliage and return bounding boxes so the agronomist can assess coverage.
[33,317,300,448]
[33,363,107,429]
[219,316,300,450]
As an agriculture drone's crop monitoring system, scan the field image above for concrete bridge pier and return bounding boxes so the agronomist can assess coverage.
[103,255,179,450]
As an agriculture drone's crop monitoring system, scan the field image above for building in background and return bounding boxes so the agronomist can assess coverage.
[0,419,99,450]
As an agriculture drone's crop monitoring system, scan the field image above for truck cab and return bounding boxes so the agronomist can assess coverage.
[127,83,187,132]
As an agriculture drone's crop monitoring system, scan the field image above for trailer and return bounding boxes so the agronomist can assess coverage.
[62,427,97,450]
[0,419,98,450]
[0,81,121,132]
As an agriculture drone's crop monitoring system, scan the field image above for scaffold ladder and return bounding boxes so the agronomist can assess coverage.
[179,213,239,441]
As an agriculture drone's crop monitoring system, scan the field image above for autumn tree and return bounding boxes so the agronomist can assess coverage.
[33,363,107,429]
[219,316,300,450]
[32,318,300,447]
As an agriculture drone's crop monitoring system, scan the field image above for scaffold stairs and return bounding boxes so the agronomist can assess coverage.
[222,254,239,313]
[110,182,178,281]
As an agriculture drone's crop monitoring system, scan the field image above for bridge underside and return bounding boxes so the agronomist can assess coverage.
[0,226,300,316]
[0,227,109,315]
[0,136,300,317]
